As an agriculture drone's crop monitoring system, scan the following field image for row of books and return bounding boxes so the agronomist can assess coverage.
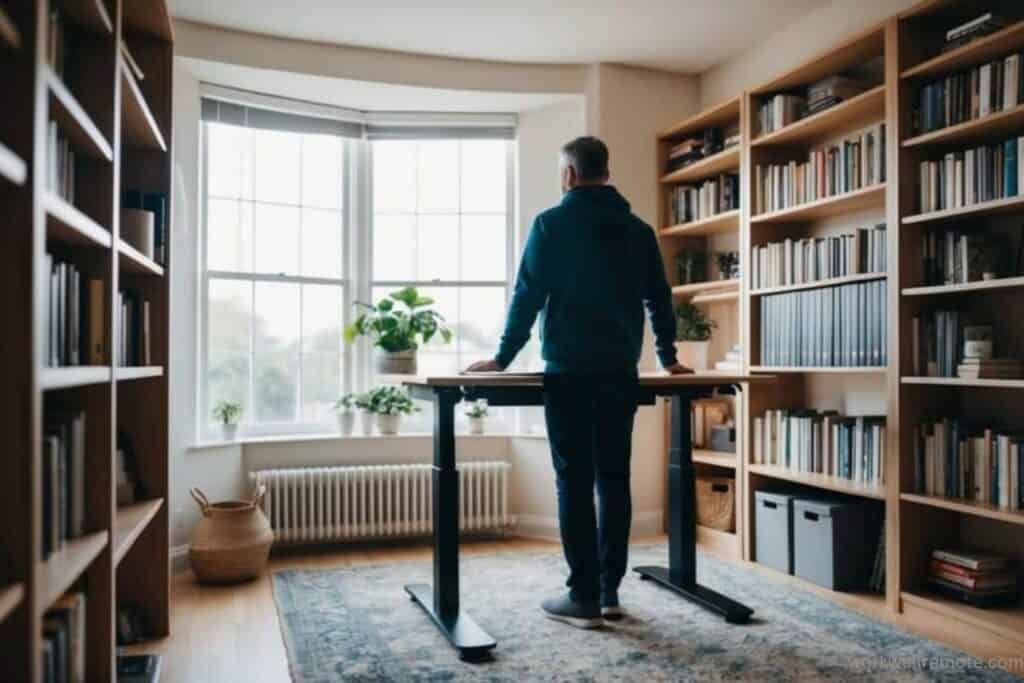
[43,411,87,560]
[941,12,1010,52]
[46,121,76,202]
[915,52,1023,134]
[749,224,887,290]
[752,409,886,485]
[753,122,886,215]
[927,548,1018,608]
[914,419,1022,509]
[667,173,739,225]
[917,138,1023,213]
[756,94,806,136]
[919,229,1002,286]
[43,592,87,683]
[46,7,73,79]
[119,291,152,367]
[45,256,104,367]
[758,279,887,368]
[664,124,740,174]
[909,312,1020,379]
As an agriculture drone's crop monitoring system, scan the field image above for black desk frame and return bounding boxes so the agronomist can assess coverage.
[405,381,753,662]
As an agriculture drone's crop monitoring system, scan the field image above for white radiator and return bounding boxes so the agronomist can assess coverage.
[250,462,512,544]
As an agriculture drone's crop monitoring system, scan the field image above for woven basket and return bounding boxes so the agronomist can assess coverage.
[189,486,273,584]
[696,476,735,532]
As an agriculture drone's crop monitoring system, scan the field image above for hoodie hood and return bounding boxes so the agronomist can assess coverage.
[561,184,631,213]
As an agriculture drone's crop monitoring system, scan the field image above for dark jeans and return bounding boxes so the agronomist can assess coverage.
[543,372,638,603]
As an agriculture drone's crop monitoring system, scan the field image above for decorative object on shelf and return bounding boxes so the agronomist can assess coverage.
[714,344,742,372]
[695,476,735,532]
[709,423,737,453]
[123,189,168,265]
[363,385,418,435]
[674,250,707,285]
[927,548,1018,607]
[212,400,242,441]
[188,485,273,584]
[116,604,148,645]
[465,399,489,435]
[333,393,358,436]
[120,207,155,260]
[920,228,1001,285]
[716,251,739,280]
[355,392,374,435]
[940,12,1008,53]
[673,302,715,371]
[345,286,452,375]
[962,325,993,360]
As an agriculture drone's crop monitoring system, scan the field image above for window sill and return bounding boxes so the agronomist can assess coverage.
[188,431,525,452]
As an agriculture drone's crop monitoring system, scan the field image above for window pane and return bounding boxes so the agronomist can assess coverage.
[458,287,506,354]
[208,350,249,422]
[460,140,507,213]
[208,279,252,353]
[254,282,300,353]
[207,123,249,199]
[373,141,416,213]
[302,284,342,353]
[301,134,343,209]
[416,215,458,281]
[461,214,506,281]
[301,208,343,279]
[373,214,415,280]
[301,352,341,420]
[417,140,459,213]
[251,129,301,205]
[207,198,252,272]
[253,203,300,275]
[254,351,298,422]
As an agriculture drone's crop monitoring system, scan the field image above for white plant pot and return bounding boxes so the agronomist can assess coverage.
[360,411,374,435]
[376,413,402,435]
[375,349,417,375]
[467,416,485,435]
[676,340,710,371]
[336,411,356,436]
[221,423,238,441]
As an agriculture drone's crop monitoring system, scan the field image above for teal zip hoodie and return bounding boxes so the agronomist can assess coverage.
[495,185,678,373]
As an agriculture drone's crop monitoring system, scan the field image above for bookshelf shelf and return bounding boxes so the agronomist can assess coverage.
[752,86,885,148]
[659,96,740,140]
[748,463,887,500]
[750,365,887,374]
[901,376,1024,389]
[691,290,739,305]
[113,498,163,566]
[44,192,113,248]
[660,146,739,184]
[902,276,1024,297]
[63,0,114,35]
[901,492,1024,527]
[901,590,1024,647]
[696,524,740,559]
[672,278,739,298]
[46,68,113,162]
[0,583,25,624]
[900,21,1024,81]
[40,366,112,390]
[660,209,739,238]
[749,24,884,95]
[0,141,27,185]
[38,530,108,612]
[693,449,737,469]
[902,194,1024,225]
[115,366,164,381]
[0,6,20,50]
[120,59,167,151]
[751,183,886,224]
[118,239,165,276]
[903,103,1024,150]
[751,272,886,297]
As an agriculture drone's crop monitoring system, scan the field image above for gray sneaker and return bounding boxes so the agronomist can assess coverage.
[541,593,603,629]
[601,590,623,620]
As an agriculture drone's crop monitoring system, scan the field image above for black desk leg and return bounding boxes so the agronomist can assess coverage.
[405,388,497,661]
[633,394,754,624]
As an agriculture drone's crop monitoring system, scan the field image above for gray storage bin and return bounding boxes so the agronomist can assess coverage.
[754,490,797,575]
[792,498,876,590]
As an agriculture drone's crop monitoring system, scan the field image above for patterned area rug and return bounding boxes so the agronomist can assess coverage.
[272,544,1022,682]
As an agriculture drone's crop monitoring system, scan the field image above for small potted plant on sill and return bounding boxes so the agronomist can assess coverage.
[465,399,489,435]
[365,385,419,435]
[674,302,716,371]
[212,401,243,441]
[333,393,358,436]
[355,392,374,435]
[344,287,453,375]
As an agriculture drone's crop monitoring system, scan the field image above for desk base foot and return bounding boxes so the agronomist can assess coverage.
[632,566,753,624]
[404,584,497,661]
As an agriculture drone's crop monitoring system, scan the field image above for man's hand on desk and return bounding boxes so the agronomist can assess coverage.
[464,359,504,373]
[664,363,695,375]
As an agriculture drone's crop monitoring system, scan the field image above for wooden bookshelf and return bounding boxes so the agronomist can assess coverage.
[693,449,737,469]
[752,85,885,148]
[660,146,739,184]
[659,96,740,140]
[0,2,173,679]
[901,590,1024,647]
[902,102,1024,149]
[902,194,1024,225]
[671,278,739,298]
[660,209,739,238]
[899,20,1024,80]
[902,276,1024,296]
[750,365,887,374]
[901,493,1024,526]
[901,376,1024,389]
[691,290,739,305]
[748,464,887,500]
[751,272,887,296]
[751,183,886,224]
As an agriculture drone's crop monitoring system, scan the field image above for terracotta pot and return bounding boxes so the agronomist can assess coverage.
[189,487,273,584]
[376,349,417,375]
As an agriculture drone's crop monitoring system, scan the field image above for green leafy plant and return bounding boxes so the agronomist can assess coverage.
[674,303,716,342]
[465,399,489,419]
[344,287,453,352]
[333,393,359,414]
[212,401,243,425]
[716,251,739,280]
[363,385,419,416]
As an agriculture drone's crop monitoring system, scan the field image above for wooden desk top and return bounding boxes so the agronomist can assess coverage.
[403,371,776,388]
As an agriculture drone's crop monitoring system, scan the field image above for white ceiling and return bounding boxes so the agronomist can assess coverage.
[169,0,827,73]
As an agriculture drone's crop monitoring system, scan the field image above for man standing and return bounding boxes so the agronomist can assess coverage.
[466,136,689,629]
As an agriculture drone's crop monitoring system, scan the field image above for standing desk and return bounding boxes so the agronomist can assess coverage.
[403,372,775,661]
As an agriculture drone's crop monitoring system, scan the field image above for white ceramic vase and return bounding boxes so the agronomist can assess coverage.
[376,413,401,435]
[221,423,238,441]
[468,416,485,435]
[336,411,356,436]
[360,411,374,435]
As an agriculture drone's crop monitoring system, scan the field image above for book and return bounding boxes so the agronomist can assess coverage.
[933,548,1011,572]
[928,561,1017,591]
[927,576,1019,607]
[668,173,739,224]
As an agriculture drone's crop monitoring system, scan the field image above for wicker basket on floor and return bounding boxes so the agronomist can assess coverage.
[189,486,273,584]
[696,476,736,532]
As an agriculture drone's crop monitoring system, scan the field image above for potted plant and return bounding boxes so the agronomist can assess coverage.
[364,385,419,435]
[355,392,374,435]
[716,251,740,280]
[344,287,453,375]
[212,401,242,441]
[333,393,358,436]
[465,399,489,435]
[674,303,716,371]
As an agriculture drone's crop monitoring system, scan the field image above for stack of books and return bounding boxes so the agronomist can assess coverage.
[752,409,886,485]
[917,137,1023,213]
[665,137,705,173]
[118,290,152,367]
[915,51,1022,135]
[920,229,1001,285]
[958,358,1022,380]
[928,549,1018,608]
[44,255,105,367]
[42,411,87,560]
[757,93,806,135]
[914,419,1023,508]
[42,592,87,683]
[750,223,886,290]
[668,173,739,224]
[942,13,1009,53]
[910,312,1016,379]
[714,344,741,372]
[807,75,867,116]
[45,121,76,202]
